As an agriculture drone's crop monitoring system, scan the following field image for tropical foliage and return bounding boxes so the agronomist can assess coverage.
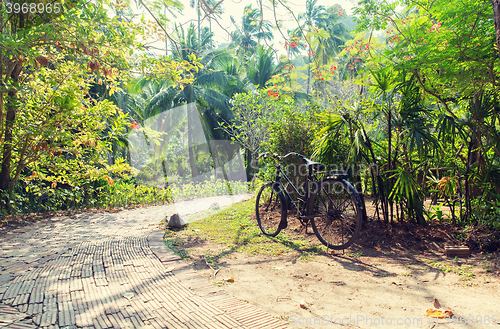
[1,0,500,240]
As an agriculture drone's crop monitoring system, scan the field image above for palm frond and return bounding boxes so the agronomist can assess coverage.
[196,71,228,88]
[199,88,232,115]
[145,86,181,119]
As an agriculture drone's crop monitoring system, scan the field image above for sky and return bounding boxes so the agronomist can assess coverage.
[154,0,358,53]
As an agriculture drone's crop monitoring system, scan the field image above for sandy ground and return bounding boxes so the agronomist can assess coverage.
[179,198,500,329]
[191,252,499,329]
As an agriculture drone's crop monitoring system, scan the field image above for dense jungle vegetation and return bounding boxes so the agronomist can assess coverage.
[1,0,500,242]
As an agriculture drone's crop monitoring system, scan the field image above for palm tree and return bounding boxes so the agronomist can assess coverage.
[298,0,326,27]
[245,46,279,88]
[230,5,273,57]
[131,23,234,179]
[174,22,214,58]
[316,5,350,63]
[298,0,326,94]
[120,24,254,182]
[297,0,351,94]
[208,52,253,96]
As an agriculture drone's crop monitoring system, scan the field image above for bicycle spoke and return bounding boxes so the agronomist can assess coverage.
[264,189,275,212]
[309,179,362,250]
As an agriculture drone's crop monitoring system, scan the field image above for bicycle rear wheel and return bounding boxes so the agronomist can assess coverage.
[307,179,363,250]
[255,182,287,237]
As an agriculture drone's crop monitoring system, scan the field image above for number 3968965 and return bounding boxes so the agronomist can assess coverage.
[5,1,63,14]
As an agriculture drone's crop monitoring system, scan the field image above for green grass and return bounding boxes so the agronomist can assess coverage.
[163,200,324,261]
[163,236,189,260]
[424,260,475,283]
[345,251,364,258]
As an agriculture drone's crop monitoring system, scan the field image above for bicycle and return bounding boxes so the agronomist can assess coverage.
[255,152,365,250]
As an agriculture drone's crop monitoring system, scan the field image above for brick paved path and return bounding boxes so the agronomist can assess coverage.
[0,195,288,329]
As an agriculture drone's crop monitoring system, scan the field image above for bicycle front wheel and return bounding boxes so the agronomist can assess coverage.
[307,179,363,250]
[255,182,287,237]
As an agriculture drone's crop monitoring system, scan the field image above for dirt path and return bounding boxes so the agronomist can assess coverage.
[180,198,500,329]
[189,251,499,328]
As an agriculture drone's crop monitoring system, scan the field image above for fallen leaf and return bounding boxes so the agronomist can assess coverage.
[226,278,234,282]
[426,309,453,318]
[434,298,441,309]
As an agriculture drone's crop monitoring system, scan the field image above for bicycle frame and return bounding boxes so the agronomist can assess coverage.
[273,164,305,216]
[272,162,326,219]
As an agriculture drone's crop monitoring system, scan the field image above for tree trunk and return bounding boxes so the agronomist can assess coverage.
[0,60,22,212]
[492,0,500,64]
[464,139,476,223]
[186,96,199,179]
[161,158,169,189]
[220,153,228,182]
[226,144,235,180]
[387,108,392,222]
[306,55,311,95]
[197,0,201,43]
[245,148,252,181]
[237,151,245,182]
[361,124,388,223]
[187,114,197,178]
[355,166,368,224]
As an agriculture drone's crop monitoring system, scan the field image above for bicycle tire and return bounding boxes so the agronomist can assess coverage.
[255,182,287,237]
[307,178,363,250]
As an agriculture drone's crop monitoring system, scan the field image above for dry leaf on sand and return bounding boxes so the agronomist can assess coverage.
[426,309,453,318]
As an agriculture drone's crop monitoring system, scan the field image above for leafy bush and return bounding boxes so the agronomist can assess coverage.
[258,102,323,183]
[472,194,500,230]
[1,177,251,216]
[264,103,321,158]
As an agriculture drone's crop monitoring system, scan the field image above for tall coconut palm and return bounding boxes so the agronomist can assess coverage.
[209,51,253,96]
[316,5,350,63]
[298,0,326,94]
[298,0,326,27]
[229,5,273,57]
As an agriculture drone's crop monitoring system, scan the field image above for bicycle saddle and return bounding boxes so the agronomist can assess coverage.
[302,157,326,172]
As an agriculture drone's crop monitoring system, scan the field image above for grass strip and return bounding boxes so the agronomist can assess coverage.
[163,200,324,262]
